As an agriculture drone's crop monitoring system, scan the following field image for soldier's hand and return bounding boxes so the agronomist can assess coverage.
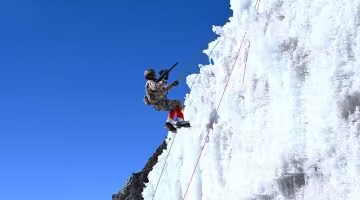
[172,80,179,86]
[164,74,169,81]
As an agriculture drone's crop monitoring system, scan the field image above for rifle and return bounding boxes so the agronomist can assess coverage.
[156,62,178,82]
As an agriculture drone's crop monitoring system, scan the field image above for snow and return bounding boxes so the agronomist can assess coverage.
[143,0,360,199]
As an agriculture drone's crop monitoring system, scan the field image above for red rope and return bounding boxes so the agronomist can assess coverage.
[182,32,248,200]
[153,1,261,198]
[151,38,222,200]
[182,0,262,198]
[151,31,223,200]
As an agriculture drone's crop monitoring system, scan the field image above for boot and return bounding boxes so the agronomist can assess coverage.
[164,122,177,133]
[176,118,191,128]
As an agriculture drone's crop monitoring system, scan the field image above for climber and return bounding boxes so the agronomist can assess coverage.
[143,66,190,133]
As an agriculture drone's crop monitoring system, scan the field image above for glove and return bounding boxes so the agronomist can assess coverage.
[172,80,179,86]
[164,74,169,81]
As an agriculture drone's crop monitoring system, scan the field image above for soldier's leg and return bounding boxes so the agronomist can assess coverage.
[167,110,176,123]
[163,99,182,111]
[174,107,184,121]
[164,100,185,121]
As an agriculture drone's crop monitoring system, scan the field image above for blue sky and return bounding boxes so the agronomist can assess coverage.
[0,0,230,199]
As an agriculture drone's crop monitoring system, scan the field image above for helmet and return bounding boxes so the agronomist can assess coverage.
[144,69,156,80]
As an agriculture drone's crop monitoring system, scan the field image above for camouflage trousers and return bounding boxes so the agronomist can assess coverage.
[154,99,182,112]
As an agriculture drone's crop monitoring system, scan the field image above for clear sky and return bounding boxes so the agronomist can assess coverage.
[0,0,230,199]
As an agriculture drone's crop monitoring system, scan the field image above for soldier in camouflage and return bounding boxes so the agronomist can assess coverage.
[144,68,190,132]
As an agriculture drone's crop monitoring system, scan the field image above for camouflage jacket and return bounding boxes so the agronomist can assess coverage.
[145,80,173,104]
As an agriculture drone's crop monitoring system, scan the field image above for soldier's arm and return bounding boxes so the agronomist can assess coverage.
[163,83,173,92]
[148,80,166,91]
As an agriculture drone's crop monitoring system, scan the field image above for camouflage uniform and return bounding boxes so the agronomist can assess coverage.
[145,80,182,111]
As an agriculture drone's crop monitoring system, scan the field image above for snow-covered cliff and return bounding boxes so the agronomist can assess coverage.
[142,0,360,199]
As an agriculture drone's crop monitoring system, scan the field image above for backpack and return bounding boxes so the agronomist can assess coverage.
[143,95,152,105]
[144,81,159,105]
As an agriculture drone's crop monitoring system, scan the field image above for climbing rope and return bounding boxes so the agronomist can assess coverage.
[255,0,261,10]
[182,32,248,200]
[189,39,221,91]
[176,40,220,83]
[241,40,250,87]
[182,1,263,198]
[151,38,222,200]
[151,134,178,200]
[152,1,261,198]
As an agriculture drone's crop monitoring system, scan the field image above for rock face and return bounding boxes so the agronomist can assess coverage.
[277,172,305,199]
[112,140,167,200]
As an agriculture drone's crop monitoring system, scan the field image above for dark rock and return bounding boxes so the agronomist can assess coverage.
[112,140,168,200]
